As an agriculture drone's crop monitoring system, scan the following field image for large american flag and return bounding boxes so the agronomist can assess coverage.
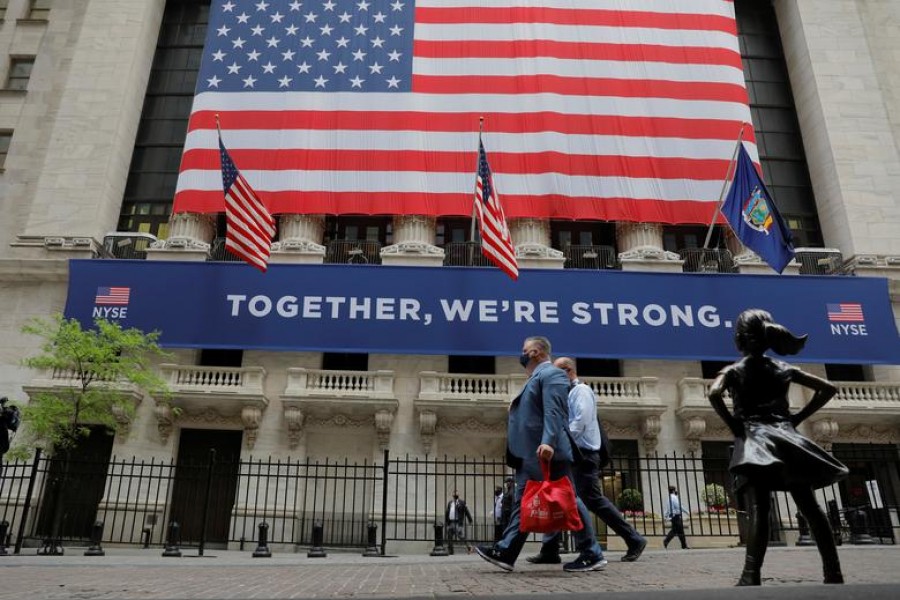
[175,0,754,223]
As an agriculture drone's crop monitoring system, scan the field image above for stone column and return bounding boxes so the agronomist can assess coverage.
[380,215,444,266]
[509,218,564,269]
[616,223,683,272]
[146,212,215,261]
[270,214,326,264]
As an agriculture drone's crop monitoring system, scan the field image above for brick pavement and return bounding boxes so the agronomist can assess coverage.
[0,545,897,599]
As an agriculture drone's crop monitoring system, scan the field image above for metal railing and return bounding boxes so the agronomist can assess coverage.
[324,239,383,265]
[207,237,244,263]
[562,244,619,270]
[794,247,846,275]
[102,233,158,260]
[443,241,493,267]
[677,248,737,273]
[1,446,895,552]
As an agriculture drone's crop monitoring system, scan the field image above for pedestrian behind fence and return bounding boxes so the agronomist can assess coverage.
[445,490,473,554]
[663,486,690,549]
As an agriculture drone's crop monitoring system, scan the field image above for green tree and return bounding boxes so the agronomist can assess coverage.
[11,314,170,458]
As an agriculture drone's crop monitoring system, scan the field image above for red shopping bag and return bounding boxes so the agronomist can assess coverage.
[519,460,583,533]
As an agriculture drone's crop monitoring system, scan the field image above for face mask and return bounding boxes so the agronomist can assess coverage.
[518,352,531,368]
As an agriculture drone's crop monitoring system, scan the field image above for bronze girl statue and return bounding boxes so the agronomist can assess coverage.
[708,309,847,586]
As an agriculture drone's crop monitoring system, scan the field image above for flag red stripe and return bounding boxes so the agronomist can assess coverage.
[413,39,741,67]
[177,190,729,223]
[413,75,748,102]
[183,149,733,180]
[225,238,268,272]
[415,6,737,34]
[187,111,755,143]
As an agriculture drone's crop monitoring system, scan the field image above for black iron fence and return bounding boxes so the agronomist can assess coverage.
[1,446,896,553]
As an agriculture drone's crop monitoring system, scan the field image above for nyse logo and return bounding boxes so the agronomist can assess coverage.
[93,286,130,319]
[827,303,866,336]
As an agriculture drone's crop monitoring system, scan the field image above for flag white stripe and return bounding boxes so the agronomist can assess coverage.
[233,176,276,235]
[415,23,737,48]
[225,190,275,243]
[191,92,751,122]
[182,169,731,201]
[412,57,745,85]
[225,238,268,270]
[418,0,735,18]
[186,130,757,161]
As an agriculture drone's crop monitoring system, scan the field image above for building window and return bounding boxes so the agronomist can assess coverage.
[0,131,11,169]
[322,353,369,372]
[824,364,868,383]
[551,221,615,250]
[6,57,34,91]
[0,1,8,21]
[448,355,495,374]
[119,0,210,238]
[28,0,51,20]
[701,361,731,380]
[436,218,473,246]
[736,0,823,247]
[575,358,621,378]
[198,349,243,368]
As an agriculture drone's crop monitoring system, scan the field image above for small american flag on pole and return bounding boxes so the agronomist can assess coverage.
[475,138,518,280]
[218,124,276,272]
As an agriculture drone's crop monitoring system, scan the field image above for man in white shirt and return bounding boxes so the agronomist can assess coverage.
[664,486,690,549]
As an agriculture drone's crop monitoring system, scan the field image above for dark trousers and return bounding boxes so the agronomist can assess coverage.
[664,515,688,549]
[543,452,645,552]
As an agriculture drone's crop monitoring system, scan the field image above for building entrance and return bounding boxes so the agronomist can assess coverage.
[169,429,242,546]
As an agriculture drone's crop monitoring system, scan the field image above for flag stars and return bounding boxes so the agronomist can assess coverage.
[289,1,303,10]
[389,25,403,36]
[349,76,365,88]
[336,36,350,48]
[314,75,328,88]
[304,12,318,23]
[333,62,348,74]
[322,1,336,11]
[222,1,235,12]
[211,49,226,61]
[255,1,269,12]
[285,24,299,35]
[243,75,258,88]
[282,49,296,61]
[297,61,311,73]
[387,49,402,62]
[231,37,246,49]
[354,24,368,36]
[236,12,250,24]
[270,12,284,23]
[262,62,277,74]
[247,49,261,61]
[386,76,400,88]
[207,75,222,88]
[371,36,385,48]
[338,11,352,23]
[266,36,281,48]
[368,62,383,74]
[373,12,387,23]
[357,0,371,11]
[250,24,265,36]
[316,48,331,61]
[227,62,241,74]
[217,24,231,36]
[300,36,315,47]
[278,75,293,88]
[390,1,404,12]
[352,49,366,61]
[320,24,334,36]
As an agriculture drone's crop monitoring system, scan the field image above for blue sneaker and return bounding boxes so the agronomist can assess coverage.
[563,554,608,572]
[475,544,515,572]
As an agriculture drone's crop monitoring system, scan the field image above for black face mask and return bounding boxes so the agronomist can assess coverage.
[518,352,531,368]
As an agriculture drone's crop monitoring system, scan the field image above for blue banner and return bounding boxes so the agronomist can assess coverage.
[64,260,900,364]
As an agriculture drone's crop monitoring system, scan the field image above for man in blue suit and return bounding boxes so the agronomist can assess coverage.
[475,336,607,572]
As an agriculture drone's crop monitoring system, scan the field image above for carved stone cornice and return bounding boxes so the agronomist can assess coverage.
[833,423,898,445]
[154,404,175,443]
[305,413,371,428]
[374,409,395,451]
[283,407,305,449]
[641,415,662,453]
[380,241,445,256]
[241,406,263,450]
[270,239,326,254]
[440,418,506,434]
[681,416,707,454]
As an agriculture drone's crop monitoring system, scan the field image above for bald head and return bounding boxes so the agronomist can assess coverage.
[553,357,577,382]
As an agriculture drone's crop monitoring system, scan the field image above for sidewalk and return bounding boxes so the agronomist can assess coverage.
[0,545,898,599]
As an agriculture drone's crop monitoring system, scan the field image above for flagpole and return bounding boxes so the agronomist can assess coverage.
[702,122,748,249]
[214,113,222,138]
[470,116,484,243]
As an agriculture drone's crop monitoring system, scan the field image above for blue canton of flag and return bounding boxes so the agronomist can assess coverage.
[201,0,415,93]
[721,143,795,273]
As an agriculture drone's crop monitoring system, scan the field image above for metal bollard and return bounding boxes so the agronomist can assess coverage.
[0,521,8,556]
[795,512,814,546]
[307,521,327,558]
[847,508,876,545]
[162,521,182,558]
[84,521,105,556]
[142,527,151,549]
[429,522,448,557]
[362,522,379,557]
[253,522,272,558]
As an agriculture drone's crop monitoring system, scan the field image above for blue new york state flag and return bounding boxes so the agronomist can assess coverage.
[722,143,796,273]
